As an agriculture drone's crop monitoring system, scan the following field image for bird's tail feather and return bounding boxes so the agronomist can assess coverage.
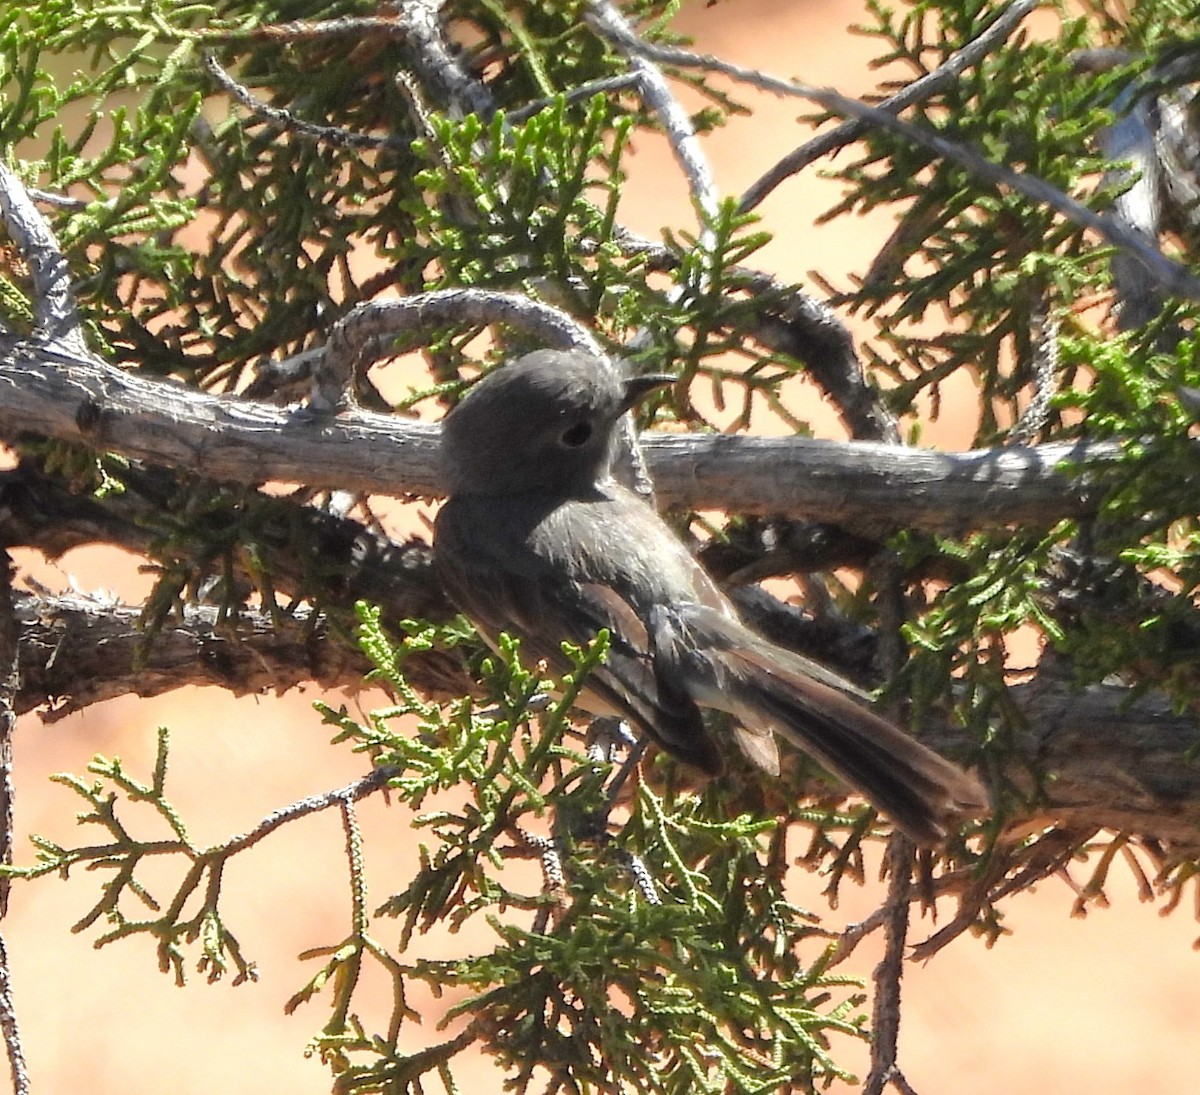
[653,604,988,845]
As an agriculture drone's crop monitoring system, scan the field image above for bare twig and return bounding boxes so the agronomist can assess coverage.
[908,827,1087,961]
[0,555,16,913]
[507,73,642,123]
[863,555,918,1093]
[865,835,915,1095]
[394,67,446,151]
[0,553,28,1094]
[824,905,890,969]
[314,288,602,409]
[222,766,397,859]
[739,0,1041,212]
[0,933,28,1095]
[200,15,408,45]
[27,188,90,211]
[1009,302,1060,444]
[586,0,720,246]
[888,1069,921,1095]
[609,33,1200,304]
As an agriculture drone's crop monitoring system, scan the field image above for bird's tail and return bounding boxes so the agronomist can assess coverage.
[650,604,989,845]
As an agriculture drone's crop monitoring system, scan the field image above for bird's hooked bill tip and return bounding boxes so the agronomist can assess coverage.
[620,372,676,411]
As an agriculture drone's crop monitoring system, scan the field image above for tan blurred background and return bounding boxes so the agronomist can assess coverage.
[5,1,1199,1091]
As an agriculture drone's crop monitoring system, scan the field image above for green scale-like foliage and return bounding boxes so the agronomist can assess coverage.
[8,2,1200,1092]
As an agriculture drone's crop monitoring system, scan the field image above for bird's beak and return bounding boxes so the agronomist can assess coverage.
[620,373,676,412]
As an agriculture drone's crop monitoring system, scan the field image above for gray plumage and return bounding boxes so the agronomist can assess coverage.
[434,350,988,844]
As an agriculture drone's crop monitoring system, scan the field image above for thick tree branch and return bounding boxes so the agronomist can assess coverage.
[0,464,1193,855]
[0,334,1105,532]
[11,592,370,720]
[645,431,1102,535]
[6,465,1194,858]
[8,584,473,721]
[0,460,450,634]
[0,9,1193,878]
[0,458,1194,858]
[3,474,1191,855]
[1006,672,1200,846]
[12,587,1200,857]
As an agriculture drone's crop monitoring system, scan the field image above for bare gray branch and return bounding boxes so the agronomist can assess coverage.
[614,31,1200,304]
[0,334,1106,532]
[588,0,720,234]
[0,161,84,352]
[315,288,601,410]
[739,0,1042,211]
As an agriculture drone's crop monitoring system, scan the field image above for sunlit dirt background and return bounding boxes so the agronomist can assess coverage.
[6,1,1200,1092]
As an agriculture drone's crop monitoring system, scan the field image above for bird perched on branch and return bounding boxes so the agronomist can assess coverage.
[434,350,988,845]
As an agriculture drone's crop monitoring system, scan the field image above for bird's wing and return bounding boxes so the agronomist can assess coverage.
[434,498,725,774]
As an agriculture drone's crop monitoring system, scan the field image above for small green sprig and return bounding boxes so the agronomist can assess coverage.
[297,611,869,1092]
[3,726,256,985]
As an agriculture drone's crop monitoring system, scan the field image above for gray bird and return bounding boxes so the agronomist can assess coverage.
[433,349,988,844]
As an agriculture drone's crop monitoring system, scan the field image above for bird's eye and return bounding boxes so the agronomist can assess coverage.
[561,421,592,447]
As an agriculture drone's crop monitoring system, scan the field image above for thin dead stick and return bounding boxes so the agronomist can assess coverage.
[221,766,397,858]
[203,52,408,152]
[588,0,719,258]
[603,29,1200,304]
[865,835,915,1095]
[739,0,1042,211]
[0,556,28,1094]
